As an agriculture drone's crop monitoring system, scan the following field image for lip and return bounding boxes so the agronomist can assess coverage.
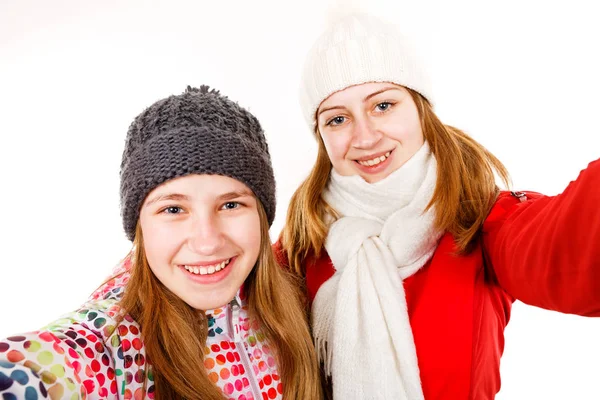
[353,149,394,175]
[179,256,237,285]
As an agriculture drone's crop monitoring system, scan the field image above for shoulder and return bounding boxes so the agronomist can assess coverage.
[304,251,336,303]
[483,190,545,232]
[37,256,140,354]
[272,240,289,268]
[88,255,132,302]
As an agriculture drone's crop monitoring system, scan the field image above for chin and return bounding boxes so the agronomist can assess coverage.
[185,290,238,311]
[185,299,220,311]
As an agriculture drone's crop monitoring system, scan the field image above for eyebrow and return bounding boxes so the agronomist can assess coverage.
[217,189,254,201]
[144,193,190,207]
[317,87,402,118]
[144,189,254,208]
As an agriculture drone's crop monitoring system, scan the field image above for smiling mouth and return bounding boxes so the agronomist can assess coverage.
[183,258,232,276]
[355,151,392,167]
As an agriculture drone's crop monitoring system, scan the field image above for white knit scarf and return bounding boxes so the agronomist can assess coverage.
[313,142,442,399]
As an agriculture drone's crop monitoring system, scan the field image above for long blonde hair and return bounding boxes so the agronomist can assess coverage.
[119,202,323,400]
[282,89,510,276]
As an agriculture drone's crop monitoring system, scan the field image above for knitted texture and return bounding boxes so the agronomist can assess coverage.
[120,85,275,241]
[313,143,440,399]
[300,13,433,129]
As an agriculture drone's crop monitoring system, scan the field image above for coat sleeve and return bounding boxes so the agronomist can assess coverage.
[0,306,119,398]
[482,158,600,316]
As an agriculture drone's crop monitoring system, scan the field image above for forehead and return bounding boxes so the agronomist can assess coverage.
[319,82,406,109]
[150,174,252,198]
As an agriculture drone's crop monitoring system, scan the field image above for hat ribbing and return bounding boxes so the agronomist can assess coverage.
[300,13,433,129]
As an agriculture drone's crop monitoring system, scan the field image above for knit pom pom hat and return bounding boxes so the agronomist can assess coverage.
[299,12,433,129]
[119,85,276,241]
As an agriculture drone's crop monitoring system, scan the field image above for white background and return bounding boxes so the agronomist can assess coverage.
[1,0,599,398]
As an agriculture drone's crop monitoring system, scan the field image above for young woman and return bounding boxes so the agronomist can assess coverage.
[279,12,600,399]
[0,85,322,399]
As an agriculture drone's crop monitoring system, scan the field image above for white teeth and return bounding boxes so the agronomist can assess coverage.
[358,152,390,167]
[215,259,229,271]
[183,258,232,276]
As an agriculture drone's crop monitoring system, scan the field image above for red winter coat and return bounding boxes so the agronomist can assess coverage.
[276,158,600,400]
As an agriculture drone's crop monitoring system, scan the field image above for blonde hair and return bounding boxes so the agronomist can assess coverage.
[119,201,323,399]
[282,89,510,276]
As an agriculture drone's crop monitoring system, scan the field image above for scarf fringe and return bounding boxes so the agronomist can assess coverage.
[314,335,333,376]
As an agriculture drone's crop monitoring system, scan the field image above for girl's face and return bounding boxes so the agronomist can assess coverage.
[317,82,425,183]
[139,174,261,310]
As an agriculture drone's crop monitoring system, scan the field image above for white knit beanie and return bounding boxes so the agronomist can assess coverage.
[299,12,433,129]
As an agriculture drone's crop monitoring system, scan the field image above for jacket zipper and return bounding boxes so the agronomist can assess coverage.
[228,297,262,398]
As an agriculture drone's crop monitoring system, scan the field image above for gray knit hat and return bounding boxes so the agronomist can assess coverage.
[120,85,276,241]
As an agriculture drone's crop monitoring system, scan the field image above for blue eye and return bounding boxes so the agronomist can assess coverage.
[376,102,392,111]
[327,116,346,126]
[222,202,240,210]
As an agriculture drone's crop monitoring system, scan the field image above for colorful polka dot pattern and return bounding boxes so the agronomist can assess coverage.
[203,290,283,400]
[0,258,283,399]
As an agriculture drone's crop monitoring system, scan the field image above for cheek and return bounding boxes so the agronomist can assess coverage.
[140,218,179,270]
[385,109,424,144]
[321,132,351,161]
[226,212,262,263]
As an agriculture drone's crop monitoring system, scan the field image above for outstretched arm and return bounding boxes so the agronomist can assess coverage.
[483,158,600,316]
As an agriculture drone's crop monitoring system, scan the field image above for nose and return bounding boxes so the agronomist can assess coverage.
[187,214,225,256]
[351,114,383,149]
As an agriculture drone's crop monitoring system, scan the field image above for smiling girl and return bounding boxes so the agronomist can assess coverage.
[279,12,600,400]
[0,86,322,399]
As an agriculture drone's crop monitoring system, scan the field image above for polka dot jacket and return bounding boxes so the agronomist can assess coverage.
[0,258,283,399]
